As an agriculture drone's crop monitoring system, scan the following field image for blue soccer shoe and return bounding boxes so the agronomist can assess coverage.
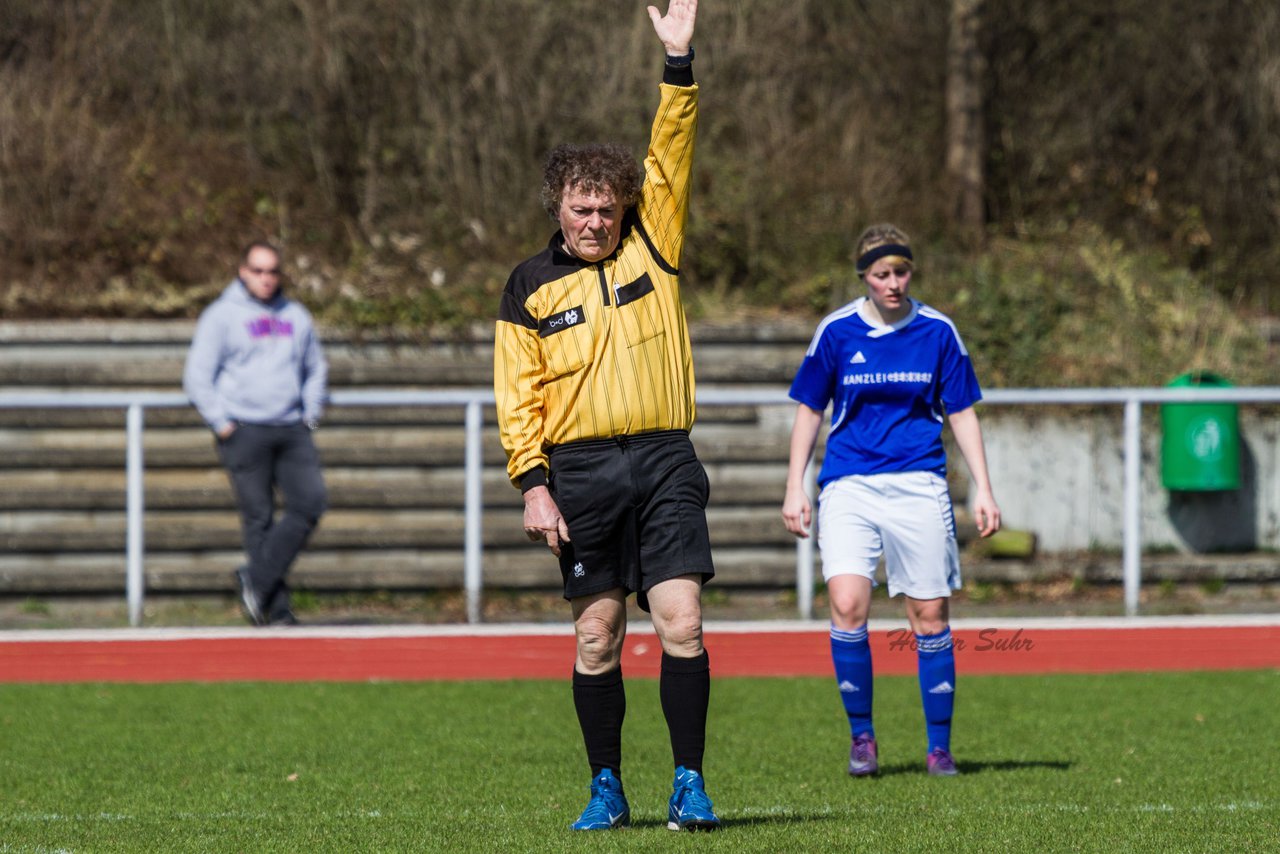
[570,768,630,831]
[667,766,721,831]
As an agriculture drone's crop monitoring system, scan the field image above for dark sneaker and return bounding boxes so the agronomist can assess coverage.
[927,747,958,776]
[667,766,720,831]
[234,567,264,626]
[570,769,630,831]
[848,732,879,777]
[267,610,299,626]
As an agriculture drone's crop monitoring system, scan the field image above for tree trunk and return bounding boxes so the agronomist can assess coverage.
[946,0,987,242]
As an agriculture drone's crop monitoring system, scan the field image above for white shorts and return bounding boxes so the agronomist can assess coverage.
[816,470,961,599]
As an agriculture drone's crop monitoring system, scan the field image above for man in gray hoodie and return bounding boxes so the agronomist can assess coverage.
[183,240,329,626]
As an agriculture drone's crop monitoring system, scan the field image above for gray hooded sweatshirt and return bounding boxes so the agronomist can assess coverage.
[183,280,328,434]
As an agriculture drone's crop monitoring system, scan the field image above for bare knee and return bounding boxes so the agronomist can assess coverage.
[827,575,872,629]
[646,576,705,657]
[574,612,624,673]
[906,597,949,636]
[829,593,869,628]
[657,607,704,657]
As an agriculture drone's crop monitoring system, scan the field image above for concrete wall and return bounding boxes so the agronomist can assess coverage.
[981,409,1280,552]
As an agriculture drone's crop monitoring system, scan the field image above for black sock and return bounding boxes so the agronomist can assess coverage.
[660,650,710,773]
[572,667,625,778]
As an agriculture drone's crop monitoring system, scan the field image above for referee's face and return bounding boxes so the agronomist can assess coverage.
[558,185,622,263]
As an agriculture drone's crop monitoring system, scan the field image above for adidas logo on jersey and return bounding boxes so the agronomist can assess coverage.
[928,680,954,694]
[849,351,867,364]
[838,680,860,693]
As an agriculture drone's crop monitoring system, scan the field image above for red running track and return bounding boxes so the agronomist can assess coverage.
[1,619,1277,683]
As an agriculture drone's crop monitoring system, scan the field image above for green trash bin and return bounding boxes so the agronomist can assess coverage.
[1160,371,1240,491]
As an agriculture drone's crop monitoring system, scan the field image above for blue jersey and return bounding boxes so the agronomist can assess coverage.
[789,297,982,486]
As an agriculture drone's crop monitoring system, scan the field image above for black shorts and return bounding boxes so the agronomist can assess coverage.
[548,429,715,610]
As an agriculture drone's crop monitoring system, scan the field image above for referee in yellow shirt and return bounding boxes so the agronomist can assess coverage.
[493,0,719,833]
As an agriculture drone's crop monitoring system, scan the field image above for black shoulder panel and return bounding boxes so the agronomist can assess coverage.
[498,243,584,327]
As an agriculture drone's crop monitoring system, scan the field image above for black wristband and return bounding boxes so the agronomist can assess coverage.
[665,46,694,67]
[519,467,548,493]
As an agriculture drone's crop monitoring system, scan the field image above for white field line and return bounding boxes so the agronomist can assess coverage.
[731,800,1276,818]
[2,801,1274,824]
[0,613,1278,644]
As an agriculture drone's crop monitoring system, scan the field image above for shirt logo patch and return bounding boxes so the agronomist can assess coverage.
[850,351,867,364]
[539,306,586,337]
[247,316,294,339]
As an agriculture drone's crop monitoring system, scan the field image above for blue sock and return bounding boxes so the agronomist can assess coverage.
[916,627,956,753]
[830,624,874,738]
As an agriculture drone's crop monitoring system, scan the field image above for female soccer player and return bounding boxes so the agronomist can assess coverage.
[781,223,1001,777]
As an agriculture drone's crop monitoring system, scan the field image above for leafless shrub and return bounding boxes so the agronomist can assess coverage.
[2,0,1280,324]
[0,53,125,286]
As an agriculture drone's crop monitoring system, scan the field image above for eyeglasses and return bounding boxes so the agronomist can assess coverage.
[246,267,281,276]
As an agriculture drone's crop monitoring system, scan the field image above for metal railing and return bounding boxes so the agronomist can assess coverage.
[0,389,491,627]
[982,387,1280,616]
[3,386,1278,625]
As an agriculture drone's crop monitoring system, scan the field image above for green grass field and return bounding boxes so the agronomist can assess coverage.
[1,671,1276,852]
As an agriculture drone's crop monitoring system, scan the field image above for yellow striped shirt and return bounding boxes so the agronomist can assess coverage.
[494,80,699,488]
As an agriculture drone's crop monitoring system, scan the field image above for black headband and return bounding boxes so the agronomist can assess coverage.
[855,243,914,274]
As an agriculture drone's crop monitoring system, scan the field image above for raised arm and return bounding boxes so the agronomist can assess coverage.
[647,0,696,55]
[637,0,700,269]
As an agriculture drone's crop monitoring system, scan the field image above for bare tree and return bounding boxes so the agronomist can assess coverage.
[946,0,986,242]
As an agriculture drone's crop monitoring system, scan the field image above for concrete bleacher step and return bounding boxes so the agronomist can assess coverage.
[18,547,1267,597]
[0,403,764,430]
[0,506,806,552]
[0,423,798,469]
[0,463,792,511]
[0,321,812,388]
[0,546,805,594]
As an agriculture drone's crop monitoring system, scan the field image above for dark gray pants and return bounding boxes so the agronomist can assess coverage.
[217,423,327,619]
